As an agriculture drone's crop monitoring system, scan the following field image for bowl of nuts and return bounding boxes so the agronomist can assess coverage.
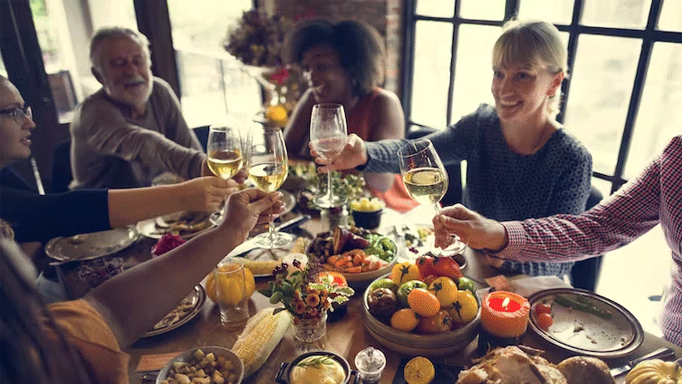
[156,346,243,384]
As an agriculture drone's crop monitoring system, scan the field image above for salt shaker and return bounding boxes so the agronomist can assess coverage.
[355,346,386,384]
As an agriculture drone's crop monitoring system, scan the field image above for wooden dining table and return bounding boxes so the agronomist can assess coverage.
[55,205,682,384]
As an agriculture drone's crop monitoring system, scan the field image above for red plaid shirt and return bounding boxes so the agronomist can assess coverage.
[498,135,682,346]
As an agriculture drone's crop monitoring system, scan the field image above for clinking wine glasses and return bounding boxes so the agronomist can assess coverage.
[246,126,292,249]
[309,103,348,209]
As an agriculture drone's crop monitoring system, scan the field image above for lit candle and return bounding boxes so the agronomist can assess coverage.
[481,291,530,338]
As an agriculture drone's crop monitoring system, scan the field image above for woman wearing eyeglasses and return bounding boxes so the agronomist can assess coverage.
[0,75,236,243]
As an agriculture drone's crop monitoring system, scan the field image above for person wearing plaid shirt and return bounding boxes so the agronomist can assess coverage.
[434,135,682,347]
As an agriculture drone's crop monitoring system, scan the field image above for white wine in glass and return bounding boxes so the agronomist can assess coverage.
[246,127,292,249]
[309,103,348,208]
[207,120,244,180]
[398,139,449,211]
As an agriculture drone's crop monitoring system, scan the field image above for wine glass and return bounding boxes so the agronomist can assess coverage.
[309,103,348,208]
[246,126,292,249]
[398,139,458,253]
[206,118,248,221]
[206,118,245,181]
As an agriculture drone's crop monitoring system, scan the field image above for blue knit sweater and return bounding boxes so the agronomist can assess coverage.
[363,104,593,276]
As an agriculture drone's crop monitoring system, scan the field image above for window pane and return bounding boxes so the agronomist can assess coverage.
[563,35,641,175]
[450,25,499,123]
[168,0,260,128]
[411,21,453,129]
[625,42,682,178]
[581,0,651,29]
[518,0,574,25]
[658,0,682,32]
[459,0,505,20]
[416,0,454,18]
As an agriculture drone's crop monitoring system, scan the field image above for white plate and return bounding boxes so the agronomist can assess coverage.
[142,285,205,337]
[527,288,643,357]
[45,227,138,262]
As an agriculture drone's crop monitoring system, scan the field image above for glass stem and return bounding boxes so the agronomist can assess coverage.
[326,171,333,200]
[268,214,276,243]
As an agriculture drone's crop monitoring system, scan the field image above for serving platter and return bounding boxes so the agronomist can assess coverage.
[143,285,206,337]
[45,226,138,262]
[137,211,221,240]
[527,288,643,358]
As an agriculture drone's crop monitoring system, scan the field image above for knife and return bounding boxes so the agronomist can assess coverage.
[609,347,676,377]
[227,214,311,257]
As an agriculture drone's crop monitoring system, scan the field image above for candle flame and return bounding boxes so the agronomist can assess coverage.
[502,297,510,310]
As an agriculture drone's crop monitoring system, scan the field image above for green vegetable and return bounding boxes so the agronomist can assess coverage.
[362,235,396,262]
[457,277,476,296]
[553,295,612,319]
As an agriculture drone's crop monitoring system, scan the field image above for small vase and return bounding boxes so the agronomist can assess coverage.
[291,312,327,355]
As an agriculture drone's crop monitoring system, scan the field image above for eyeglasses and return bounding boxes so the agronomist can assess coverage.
[0,105,33,124]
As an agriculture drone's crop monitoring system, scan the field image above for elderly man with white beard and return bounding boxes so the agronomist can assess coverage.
[70,27,206,189]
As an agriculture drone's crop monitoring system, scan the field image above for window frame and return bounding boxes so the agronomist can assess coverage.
[401,0,682,194]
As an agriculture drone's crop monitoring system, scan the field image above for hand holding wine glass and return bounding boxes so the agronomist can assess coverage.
[309,103,348,208]
[245,126,292,249]
[398,139,461,254]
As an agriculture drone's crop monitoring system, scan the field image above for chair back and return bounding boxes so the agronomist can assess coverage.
[570,186,604,291]
[51,140,72,193]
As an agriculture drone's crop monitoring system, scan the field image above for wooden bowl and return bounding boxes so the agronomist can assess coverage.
[156,346,244,384]
[362,276,481,357]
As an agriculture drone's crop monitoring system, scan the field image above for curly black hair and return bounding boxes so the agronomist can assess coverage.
[283,19,385,96]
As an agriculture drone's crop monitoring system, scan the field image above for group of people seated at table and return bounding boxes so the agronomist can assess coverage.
[1,14,682,384]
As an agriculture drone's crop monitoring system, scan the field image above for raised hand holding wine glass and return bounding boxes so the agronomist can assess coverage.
[398,139,460,253]
[246,126,292,249]
[309,103,348,208]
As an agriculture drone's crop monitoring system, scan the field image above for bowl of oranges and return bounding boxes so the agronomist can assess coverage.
[362,257,481,357]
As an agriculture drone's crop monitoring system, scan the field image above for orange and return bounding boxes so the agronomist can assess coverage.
[390,308,419,332]
[407,288,441,317]
[404,356,435,384]
[206,266,255,304]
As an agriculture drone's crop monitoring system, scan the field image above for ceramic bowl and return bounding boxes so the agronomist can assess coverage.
[275,350,359,384]
[362,276,481,357]
[156,346,244,384]
[351,209,383,230]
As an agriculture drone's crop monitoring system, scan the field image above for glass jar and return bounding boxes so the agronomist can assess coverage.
[321,206,348,231]
[291,312,327,355]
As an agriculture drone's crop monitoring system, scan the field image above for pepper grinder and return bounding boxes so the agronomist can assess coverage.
[355,346,386,384]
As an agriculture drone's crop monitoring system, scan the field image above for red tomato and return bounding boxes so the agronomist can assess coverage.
[536,312,553,331]
[534,303,552,315]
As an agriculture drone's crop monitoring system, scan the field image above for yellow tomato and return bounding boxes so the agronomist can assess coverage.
[205,266,255,304]
[428,276,459,308]
[390,262,421,286]
[447,290,478,324]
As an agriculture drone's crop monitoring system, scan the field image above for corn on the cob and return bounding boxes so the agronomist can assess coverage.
[240,259,280,276]
[232,307,291,377]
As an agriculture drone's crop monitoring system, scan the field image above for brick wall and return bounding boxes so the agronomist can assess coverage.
[268,0,404,98]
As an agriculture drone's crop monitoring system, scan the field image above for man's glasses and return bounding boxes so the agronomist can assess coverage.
[0,105,32,124]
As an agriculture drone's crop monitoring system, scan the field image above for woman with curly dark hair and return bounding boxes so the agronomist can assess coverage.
[283,19,418,212]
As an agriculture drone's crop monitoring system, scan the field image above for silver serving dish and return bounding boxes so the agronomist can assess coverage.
[527,288,644,357]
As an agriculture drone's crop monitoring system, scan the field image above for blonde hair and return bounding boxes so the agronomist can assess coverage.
[493,20,567,115]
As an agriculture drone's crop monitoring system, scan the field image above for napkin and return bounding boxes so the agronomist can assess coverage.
[511,276,572,298]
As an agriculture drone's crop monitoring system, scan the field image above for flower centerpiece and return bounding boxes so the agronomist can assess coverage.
[260,259,355,322]
[223,9,304,127]
[259,258,354,352]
